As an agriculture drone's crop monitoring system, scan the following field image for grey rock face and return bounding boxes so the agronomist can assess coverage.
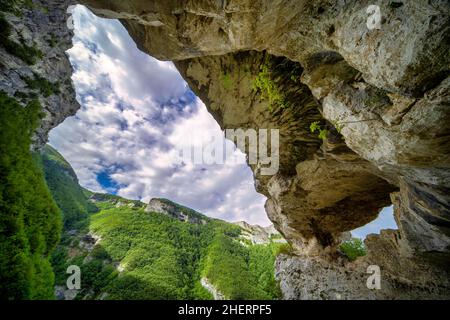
[145,198,207,224]
[175,52,397,253]
[0,0,79,148]
[3,0,447,299]
[78,0,450,298]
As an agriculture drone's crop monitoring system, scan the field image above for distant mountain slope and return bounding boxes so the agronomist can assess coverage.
[39,145,97,229]
[0,95,61,299]
[39,145,286,300]
[234,221,285,245]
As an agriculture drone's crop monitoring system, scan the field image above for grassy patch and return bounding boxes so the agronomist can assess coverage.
[14,90,38,102]
[309,120,344,140]
[46,33,58,48]
[50,194,282,300]
[0,0,20,13]
[252,55,304,112]
[39,142,283,300]
[275,242,293,256]
[0,0,35,13]
[88,207,216,299]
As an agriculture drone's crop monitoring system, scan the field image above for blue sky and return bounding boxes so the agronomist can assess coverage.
[49,5,397,235]
[351,206,397,239]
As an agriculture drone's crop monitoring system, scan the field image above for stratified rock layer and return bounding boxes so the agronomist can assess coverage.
[57,0,450,298]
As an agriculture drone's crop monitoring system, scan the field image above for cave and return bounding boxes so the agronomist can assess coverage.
[1,0,449,300]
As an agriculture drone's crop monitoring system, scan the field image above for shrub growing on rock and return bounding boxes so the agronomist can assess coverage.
[339,238,366,261]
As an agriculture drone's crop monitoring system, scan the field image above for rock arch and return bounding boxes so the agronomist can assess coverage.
[16,0,449,298]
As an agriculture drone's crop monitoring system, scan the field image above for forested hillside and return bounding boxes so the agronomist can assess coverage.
[40,145,286,300]
[0,94,61,299]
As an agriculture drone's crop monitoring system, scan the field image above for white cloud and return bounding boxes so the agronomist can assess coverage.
[49,5,270,226]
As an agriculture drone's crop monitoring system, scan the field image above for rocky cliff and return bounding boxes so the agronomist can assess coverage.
[145,198,209,224]
[4,0,448,298]
[75,0,450,299]
[39,144,282,300]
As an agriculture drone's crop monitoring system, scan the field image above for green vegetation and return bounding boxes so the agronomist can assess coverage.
[39,145,97,229]
[157,198,211,223]
[252,55,303,112]
[14,90,38,102]
[331,120,344,134]
[310,121,329,140]
[309,120,344,140]
[0,13,43,65]
[23,73,60,97]
[88,207,213,299]
[44,152,284,300]
[275,242,294,256]
[0,91,61,299]
[46,33,58,48]
[221,73,232,90]
[0,0,22,14]
[339,238,367,261]
[203,232,282,299]
[252,60,286,111]
[0,0,39,15]
[87,193,144,211]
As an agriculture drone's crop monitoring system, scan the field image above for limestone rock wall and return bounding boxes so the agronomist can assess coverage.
[174,51,397,253]
[22,0,448,298]
[0,0,79,148]
[145,198,208,224]
[234,220,283,245]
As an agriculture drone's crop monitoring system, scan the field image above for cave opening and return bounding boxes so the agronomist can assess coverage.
[53,4,403,249]
[70,0,450,298]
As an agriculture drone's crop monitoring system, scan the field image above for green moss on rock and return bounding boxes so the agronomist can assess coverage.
[23,73,60,97]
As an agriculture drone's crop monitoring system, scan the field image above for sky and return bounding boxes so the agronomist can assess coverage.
[49,5,397,235]
[49,5,269,226]
[351,206,397,239]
